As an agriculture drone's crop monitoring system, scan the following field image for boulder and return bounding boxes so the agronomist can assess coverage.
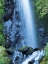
[17,46,33,57]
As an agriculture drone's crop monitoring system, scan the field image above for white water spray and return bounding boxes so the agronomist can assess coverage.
[22,51,38,64]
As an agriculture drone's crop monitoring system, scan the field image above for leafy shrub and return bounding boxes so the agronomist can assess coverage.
[35,0,48,18]
[0,46,10,64]
[40,43,48,64]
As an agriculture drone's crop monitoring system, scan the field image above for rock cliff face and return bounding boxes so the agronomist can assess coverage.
[3,0,25,49]
[3,0,15,21]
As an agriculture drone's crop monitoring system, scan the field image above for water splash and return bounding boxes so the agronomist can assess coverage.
[22,50,45,64]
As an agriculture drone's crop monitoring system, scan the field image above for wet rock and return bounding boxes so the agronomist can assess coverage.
[5,39,12,48]
[4,5,14,12]
[15,11,21,21]
[28,60,35,64]
[16,24,21,28]
[28,61,32,64]
[5,0,14,5]
[38,27,48,47]
[7,50,14,55]
[34,48,41,51]
[15,56,20,61]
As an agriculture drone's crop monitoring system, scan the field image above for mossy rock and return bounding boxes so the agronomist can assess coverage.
[19,46,33,52]
[18,46,33,55]
[19,46,29,51]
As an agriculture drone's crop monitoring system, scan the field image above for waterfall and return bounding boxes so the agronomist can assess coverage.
[21,0,37,48]
[4,0,37,49]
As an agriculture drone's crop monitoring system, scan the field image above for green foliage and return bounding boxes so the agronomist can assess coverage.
[0,0,4,8]
[40,43,48,64]
[0,0,5,45]
[35,0,48,18]
[0,46,7,57]
[0,46,10,64]
[0,57,10,64]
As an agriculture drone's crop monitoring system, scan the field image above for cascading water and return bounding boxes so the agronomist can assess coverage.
[4,0,45,64]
